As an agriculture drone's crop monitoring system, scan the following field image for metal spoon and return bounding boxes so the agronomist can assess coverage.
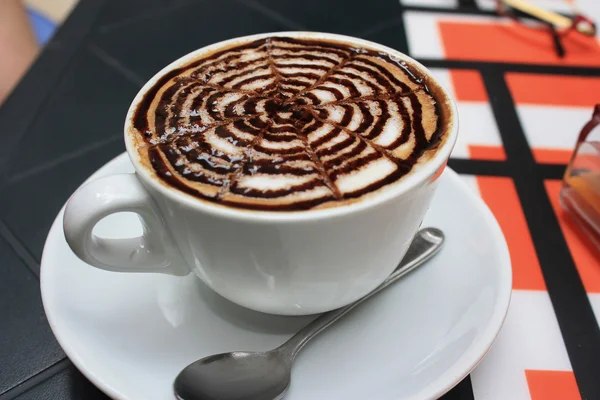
[174,227,445,400]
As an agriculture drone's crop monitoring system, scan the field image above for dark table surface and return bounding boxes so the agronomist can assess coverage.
[1,0,600,399]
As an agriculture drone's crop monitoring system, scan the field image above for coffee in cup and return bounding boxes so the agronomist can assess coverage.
[128,36,449,212]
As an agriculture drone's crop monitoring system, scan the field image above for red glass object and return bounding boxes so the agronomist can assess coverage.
[560,105,600,252]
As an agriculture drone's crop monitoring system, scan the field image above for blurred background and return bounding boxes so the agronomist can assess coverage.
[25,0,77,42]
[0,0,76,104]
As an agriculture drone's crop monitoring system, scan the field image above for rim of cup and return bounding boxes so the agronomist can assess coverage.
[124,31,459,223]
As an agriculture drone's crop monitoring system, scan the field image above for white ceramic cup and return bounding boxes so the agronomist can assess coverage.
[63,32,458,316]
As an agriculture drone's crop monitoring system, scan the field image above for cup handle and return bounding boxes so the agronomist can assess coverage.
[63,173,189,276]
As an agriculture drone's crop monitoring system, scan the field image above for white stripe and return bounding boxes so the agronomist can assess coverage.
[471,290,573,400]
[404,12,514,59]
[589,293,600,328]
[516,105,591,150]
[400,0,458,8]
[477,0,578,14]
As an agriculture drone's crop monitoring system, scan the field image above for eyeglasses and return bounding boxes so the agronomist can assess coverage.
[495,0,596,57]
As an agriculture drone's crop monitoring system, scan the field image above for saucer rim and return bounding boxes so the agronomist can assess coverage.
[40,152,512,400]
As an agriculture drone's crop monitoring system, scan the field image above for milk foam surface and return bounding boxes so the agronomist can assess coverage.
[131,36,444,211]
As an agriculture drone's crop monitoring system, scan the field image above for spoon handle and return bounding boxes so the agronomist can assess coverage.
[277,227,445,360]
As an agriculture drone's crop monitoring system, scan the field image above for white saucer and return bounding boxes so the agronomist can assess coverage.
[41,153,511,400]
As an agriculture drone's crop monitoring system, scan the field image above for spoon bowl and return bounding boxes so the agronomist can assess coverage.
[174,350,291,400]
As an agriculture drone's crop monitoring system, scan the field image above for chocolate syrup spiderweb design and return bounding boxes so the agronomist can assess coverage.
[132,37,442,211]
